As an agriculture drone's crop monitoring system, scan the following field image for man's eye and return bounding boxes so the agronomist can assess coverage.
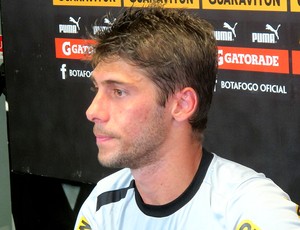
[113,89,126,97]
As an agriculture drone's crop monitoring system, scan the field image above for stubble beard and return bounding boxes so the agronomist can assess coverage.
[97,106,168,170]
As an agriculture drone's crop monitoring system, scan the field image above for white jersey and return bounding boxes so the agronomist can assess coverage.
[75,149,300,229]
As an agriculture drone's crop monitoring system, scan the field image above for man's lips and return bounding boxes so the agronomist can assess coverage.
[93,126,117,144]
[95,134,114,144]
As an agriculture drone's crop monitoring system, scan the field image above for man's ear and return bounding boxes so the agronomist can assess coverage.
[171,87,198,122]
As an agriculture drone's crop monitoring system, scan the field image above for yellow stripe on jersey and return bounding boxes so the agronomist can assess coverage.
[76,216,91,230]
[236,220,261,230]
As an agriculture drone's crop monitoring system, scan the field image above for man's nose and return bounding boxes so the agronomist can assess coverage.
[86,93,109,123]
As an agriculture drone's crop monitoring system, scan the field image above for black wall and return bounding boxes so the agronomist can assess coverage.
[2,0,300,228]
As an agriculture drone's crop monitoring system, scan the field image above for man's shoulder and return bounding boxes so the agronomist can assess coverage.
[210,154,263,180]
[205,153,267,196]
[204,153,300,229]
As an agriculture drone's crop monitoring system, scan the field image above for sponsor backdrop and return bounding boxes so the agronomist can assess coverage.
[2,0,300,207]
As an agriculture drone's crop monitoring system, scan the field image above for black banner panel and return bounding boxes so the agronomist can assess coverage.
[2,0,300,204]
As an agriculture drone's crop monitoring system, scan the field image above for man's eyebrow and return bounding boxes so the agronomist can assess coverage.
[102,79,129,86]
[89,75,133,86]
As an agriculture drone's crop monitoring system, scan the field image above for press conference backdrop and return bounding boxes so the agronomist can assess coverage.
[2,0,300,204]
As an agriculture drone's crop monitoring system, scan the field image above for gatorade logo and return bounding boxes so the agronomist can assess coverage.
[236,220,261,230]
[55,38,96,60]
[202,0,287,11]
[53,0,121,7]
[218,46,289,74]
[124,0,199,9]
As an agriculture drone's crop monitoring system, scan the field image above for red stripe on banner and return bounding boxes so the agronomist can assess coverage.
[292,51,300,75]
[55,38,96,60]
[218,46,289,74]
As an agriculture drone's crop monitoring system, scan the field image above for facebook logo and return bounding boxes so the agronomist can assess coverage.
[60,64,67,80]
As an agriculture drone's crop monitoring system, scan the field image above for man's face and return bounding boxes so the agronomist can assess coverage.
[86,59,172,169]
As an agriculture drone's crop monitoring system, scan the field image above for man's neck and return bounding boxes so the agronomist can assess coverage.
[131,143,203,206]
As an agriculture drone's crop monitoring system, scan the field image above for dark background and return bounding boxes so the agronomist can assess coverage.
[1,0,299,229]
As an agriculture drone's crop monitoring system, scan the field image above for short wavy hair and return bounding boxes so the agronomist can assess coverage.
[91,7,218,133]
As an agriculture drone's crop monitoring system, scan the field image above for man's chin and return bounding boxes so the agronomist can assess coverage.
[97,154,124,169]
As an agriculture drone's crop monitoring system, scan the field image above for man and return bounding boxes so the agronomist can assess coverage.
[75,7,300,229]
